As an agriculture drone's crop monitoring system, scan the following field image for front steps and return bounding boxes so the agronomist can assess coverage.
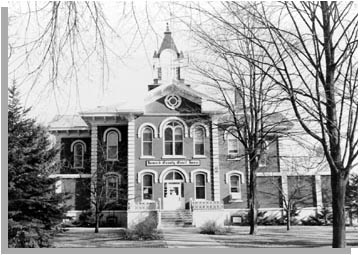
[160,210,193,228]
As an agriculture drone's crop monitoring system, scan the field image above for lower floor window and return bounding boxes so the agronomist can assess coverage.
[106,174,119,201]
[195,174,206,199]
[143,174,153,200]
[230,175,241,199]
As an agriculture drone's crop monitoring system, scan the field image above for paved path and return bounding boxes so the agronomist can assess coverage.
[161,227,228,248]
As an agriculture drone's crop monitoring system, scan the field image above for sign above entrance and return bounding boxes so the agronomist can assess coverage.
[146,160,200,167]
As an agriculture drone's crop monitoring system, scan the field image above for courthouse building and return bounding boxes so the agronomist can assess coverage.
[49,27,332,228]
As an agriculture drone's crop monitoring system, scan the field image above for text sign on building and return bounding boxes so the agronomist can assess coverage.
[146,160,200,167]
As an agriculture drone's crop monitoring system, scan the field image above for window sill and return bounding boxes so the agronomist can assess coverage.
[71,167,84,169]
[227,158,241,161]
[106,159,119,162]
[141,200,156,203]
[140,156,155,160]
[230,199,243,203]
[193,155,207,159]
[162,155,186,159]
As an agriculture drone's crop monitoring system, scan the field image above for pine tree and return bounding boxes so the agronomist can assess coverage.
[8,83,68,247]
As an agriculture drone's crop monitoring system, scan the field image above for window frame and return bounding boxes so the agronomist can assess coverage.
[193,126,206,157]
[142,127,154,157]
[142,174,154,201]
[70,140,86,169]
[194,173,206,200]
[227,132,239,156]
[163,121,184,157]
[106,130,120,161]
[105,173,120,202]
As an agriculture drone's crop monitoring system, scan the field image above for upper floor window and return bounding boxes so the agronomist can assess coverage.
[164,121,183,156]
[195,173,206,200]
[142,174,153,200]
[227,132,239,155]
[103,128,121,161]
[142,127,153,157]
[71,140,86,168]
[194,127,205,156]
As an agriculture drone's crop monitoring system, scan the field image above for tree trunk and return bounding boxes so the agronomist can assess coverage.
[95,204,99,233]
[331,171,347,248]
[286,208,291,231]
[349,209,353,227]
[249,157,258,235]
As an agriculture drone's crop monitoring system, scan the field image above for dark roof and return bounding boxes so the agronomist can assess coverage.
[49,115,89,131]
[155,29,179,58]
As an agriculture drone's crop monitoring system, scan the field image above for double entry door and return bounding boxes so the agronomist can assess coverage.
[163,181,185,210]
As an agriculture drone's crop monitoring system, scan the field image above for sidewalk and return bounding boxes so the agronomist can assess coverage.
[161,227,228,248]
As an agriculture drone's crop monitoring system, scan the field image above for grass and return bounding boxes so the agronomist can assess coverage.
[208,225,358,248]
[52,225,358,248]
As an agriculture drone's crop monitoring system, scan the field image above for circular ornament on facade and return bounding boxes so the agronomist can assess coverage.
[165,95,182,109]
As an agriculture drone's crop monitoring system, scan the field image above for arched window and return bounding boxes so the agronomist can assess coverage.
[142,127,153,157]
[227,132,239,156]
[142,174,153,200]
[194,127,205,156]
[230,174,242,200]
[195,173,206,200]
[164,121,183,156]
[107,131,119,160]
[105,174,120,201]
[71,140,86,168]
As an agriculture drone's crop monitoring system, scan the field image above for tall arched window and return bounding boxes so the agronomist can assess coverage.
[194,127,205,156]
[142,127,153,157]
[142,174,153,200]
[164,121,183,156]
[107,131,119,160]
[71,140,86,168]
[195,173,206,200]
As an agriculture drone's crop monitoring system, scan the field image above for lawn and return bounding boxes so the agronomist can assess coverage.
[52,228,167,248]
[208,226,358,248]
[52,225,358,248]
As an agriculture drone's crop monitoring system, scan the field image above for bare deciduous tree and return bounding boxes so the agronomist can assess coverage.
[193,2,357,247]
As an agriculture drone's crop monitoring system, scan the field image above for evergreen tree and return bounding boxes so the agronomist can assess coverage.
[8,83,68,247]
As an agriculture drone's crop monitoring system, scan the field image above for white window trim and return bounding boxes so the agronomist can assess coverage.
[103,128,121,161]
[194,173,207,200]
[137,123,158,138]
[141,127,154,157]
[226,171,244,202]
[159,166,189,183]
[190,123,210,138]
[190,169,211,183]
[70,140,86,169]
[141,174,154,202]
[192,125,206,157]
[137,169,159,184]
[104,172,121,202]
[163,123,184,157]
[159,117,189,138]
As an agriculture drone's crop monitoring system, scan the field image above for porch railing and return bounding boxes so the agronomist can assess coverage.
[191,200,224,210]
[127,201,158,211]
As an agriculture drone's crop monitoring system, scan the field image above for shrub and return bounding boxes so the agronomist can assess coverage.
[8,219,57,248]
[199,221,231,235]
[301,207,333,226]
[120,215,161,241]
[72,210,95,227]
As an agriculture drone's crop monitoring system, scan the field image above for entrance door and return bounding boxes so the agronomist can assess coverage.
[163,182,184,210]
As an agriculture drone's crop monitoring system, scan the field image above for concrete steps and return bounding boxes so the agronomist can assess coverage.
[160,210,193,228]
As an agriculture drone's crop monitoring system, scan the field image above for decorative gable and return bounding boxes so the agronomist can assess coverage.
[144,83,205,114]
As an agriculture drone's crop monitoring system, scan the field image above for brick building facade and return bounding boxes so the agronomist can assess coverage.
[49,27,332,228]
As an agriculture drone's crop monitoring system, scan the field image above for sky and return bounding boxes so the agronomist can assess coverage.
[8,2,202,124]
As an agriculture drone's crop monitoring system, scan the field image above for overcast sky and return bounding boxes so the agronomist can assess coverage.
[9,2,203,124]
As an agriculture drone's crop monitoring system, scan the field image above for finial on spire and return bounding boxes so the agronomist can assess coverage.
[166,22,170,32]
